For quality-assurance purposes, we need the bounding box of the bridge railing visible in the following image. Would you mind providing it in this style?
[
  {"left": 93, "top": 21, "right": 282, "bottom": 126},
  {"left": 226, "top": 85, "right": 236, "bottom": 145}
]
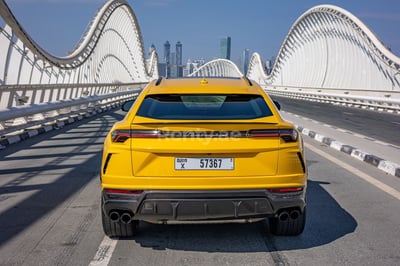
[
  {"left": 0, "top": 83, "right": 145, "bottom": 137},
  {"left": 265, "top": 85, "right": 400, "bottom": 113},
  {"left": 0, "top": 82, "right": 146, "bottom": 109}
]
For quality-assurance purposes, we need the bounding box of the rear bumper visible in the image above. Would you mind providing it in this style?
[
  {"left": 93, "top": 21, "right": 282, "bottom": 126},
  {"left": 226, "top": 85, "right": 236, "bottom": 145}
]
[{"left": 102, "top": 189, "right": 306, "bottom": 222}]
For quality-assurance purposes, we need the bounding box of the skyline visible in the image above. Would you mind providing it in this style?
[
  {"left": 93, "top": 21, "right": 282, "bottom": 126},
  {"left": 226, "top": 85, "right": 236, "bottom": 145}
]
[{"left": 3, "top": 0, "right": 400, "bottom": 64}]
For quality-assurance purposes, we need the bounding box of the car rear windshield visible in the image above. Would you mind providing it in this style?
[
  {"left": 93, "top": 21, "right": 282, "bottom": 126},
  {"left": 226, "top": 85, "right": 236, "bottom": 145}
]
[{"left": 136, "top": 94, "right": 273, "bottom": 120}]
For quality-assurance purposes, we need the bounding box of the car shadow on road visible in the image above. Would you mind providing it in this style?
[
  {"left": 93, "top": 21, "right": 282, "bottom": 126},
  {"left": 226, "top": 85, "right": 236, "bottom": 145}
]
[
  {"left": 126, "top": 179, "right": 357, "bottom": 252},
  {"left": 0, "top": 109, "right": 125, "bottom": 248}
]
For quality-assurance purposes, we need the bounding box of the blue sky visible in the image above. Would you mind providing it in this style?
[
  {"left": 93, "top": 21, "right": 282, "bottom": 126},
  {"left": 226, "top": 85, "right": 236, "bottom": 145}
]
[{"left": 4, "top": 0, "right": 400, "bottom": 64}]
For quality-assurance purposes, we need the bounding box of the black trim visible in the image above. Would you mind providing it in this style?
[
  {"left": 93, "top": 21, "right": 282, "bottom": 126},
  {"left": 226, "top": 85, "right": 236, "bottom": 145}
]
[
  {"left": 103, "top": 153, "right": 113, "bottom": 174},
  {"left": 155, "top": 77, "right": 163, "bottom": 86},
  {"left": 297, "top": 152, "right": 306, "bottom": 174},
  {"left": 101, "top": 189, "right": 306, "bottom": 222},
  {"left": 243, "top": 76, "right": 253, "bottom": 86}
]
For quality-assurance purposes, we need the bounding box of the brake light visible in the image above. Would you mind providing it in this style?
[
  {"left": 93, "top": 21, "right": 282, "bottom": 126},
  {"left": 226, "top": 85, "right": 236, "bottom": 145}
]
[
  {"left": 248, "top": 130, "right": 279, "bottom": 138},
  {"left": 111, "top": 130, "right": 131, "bottom": 143},
  {"left": 131, "top": 130, "right": 161, "bottom": 138},
  {"left": 268, "top": 187, "right": 303, "bottom": 193},
  {"left": 279, "top": 129, "right": 298, "bottom": 142},
  {"left": 111, "top": 130, "right": 161, "bottom": 142},
  {"left": 249, "top": 129, "right": 298, "bottom": 142}
]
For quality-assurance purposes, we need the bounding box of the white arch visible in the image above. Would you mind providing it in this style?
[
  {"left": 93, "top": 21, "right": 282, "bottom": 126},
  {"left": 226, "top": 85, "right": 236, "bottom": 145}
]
[
  {"left": 189, "top": 58, "right": 243, "bottom": 78},
  {"left": 0, "top": 0, "right": 158, "bottom": 85},
  {"left": 247, "top": 4, "right": 400, "bottom": 92}
]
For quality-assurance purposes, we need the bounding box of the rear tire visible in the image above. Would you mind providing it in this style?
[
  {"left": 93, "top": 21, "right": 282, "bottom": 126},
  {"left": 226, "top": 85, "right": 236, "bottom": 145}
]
[
  {"left": 101, "top": 199, "right": 137, "bottom": 238},
  {"left": 269, "top": 208, "right": 306, "bottom": 236}
]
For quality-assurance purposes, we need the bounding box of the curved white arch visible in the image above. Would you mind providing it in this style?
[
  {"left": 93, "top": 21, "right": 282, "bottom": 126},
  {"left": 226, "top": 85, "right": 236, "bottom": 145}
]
[
  {"left": 247, "top": 4, "right": 400, "bottom": 92},
  {"left": 189, "top": 58, "right": 243, "bottom": 78},
  {"left": 0, "top": 0, "right": 158, "bottom": 85},
  {"left": 246, "top": 53, "right": 268, "bottom": 83}
]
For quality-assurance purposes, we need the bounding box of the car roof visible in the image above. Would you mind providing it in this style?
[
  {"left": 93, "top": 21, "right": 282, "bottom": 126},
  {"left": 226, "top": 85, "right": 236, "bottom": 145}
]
[{"left": 146, "top": 77, "right": 264, "bottom": 95}]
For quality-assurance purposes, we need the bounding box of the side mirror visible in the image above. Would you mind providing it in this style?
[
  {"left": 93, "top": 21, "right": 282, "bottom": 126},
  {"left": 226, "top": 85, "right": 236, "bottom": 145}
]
[
  {"left": 121, "top": 100, "right": 134, "bottom": 112},
  {"left": 273, "top": 100, "right": 281, "bottom": 110}
]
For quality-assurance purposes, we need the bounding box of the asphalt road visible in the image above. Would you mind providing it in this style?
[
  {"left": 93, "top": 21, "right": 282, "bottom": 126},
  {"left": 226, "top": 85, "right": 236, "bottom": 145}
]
[
  {"left": 270, "top": 96, "right": 400, "bottom": 147},
  {"left": 0, "top": 107, "right": 400, "bottom": 266}
]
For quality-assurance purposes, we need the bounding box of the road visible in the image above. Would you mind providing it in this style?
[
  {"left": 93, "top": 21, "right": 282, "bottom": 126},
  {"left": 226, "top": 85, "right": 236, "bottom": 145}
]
[
  {"left": 270, "top": 96, "right": 400, "bottom": 146},
  {"left": 1, "top": 107, "right": 400, "bottom": 266}
]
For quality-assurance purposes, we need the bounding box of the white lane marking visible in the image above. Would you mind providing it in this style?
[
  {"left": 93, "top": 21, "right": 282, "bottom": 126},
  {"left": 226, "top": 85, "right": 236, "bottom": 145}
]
[
  {"left": 88, "top": 236, "right": 118, "bottom": 266},
  {"left": 306, "top": 143, "right": 400, "bottom": 201}
]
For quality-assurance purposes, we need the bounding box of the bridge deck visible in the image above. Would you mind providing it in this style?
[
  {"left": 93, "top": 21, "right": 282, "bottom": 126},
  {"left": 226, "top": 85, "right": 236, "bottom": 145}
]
[{"left": 282, "top": 111, "right": 400, "bottom": 177}]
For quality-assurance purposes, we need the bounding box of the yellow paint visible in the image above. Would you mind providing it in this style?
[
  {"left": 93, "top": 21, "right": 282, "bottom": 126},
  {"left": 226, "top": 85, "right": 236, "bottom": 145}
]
[{"left": 101, "top": 77, "right": 307, "bottom": 191}]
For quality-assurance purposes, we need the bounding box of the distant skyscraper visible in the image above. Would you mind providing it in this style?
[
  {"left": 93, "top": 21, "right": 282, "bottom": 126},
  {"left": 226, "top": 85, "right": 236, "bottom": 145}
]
[
  {"left": 176, "top": 41, "right": 182, "bottom": 66},
  {"left": 242, "top": 48, "right": 250, "bottom": 75},
  {"left": 220, "top": 36, "right": 231, "bottom": 60},
  {"left": 265, "top": 56, "right": 275, "bottom": 75},
  {"left": 158, "top": 41, "right": 184, "bottom": 78},
  {"left": 162, "top": 41, "right": 171, "bottom": 77},
  {"left": 170, "top": 52, "right": 176, "bottom": 65},
  {"left": 183, "top": 58, "right": 205, "bottom": 76},
  {"left": 164, "top": 41, "right": 170, "bottom": 64}
]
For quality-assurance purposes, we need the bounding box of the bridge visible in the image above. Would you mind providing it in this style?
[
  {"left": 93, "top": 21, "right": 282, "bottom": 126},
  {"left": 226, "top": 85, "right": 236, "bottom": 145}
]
[
  {"left": 1, "top": 1, "right": 400, "bottom": 131},
  {"left": 191, "top": 5, "right": 400, "bottom": 113},
  {"left": 0, "top": 0, "right": 158, "bottom": 137},
  {"left": 1, "top": 1, "right": 400, "bottom": 265}
]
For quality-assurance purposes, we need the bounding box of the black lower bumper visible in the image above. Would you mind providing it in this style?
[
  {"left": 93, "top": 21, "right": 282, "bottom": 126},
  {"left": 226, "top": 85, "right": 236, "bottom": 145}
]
[{"left": 102, "top": 189, "right": 306, "bottom": 222}]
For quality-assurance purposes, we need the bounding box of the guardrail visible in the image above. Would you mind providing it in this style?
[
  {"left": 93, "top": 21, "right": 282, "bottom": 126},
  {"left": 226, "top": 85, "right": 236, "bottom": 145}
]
[
  {"left": 0, "top": 83, "right": 145, "bottom": 109},
  {"left": 265, "top": 85, "right": 400, "bottom": 114},
  {"left": 2, "top": 81, "right": 399, "bottom": 145},
  {"left": 0, "top": 83, "right": 145, "bottom": 137}
]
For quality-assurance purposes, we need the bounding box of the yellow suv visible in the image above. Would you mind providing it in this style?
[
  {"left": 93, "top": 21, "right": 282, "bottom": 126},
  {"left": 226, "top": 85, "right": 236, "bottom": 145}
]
[{"left": 101, "top": 77, "right": 307, "bottom": 237}]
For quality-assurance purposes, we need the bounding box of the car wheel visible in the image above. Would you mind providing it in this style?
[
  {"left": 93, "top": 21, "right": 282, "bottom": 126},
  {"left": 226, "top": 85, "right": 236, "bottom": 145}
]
[
  {"left": 101, "top": 201, "right": 137, "bottom": 238},
  {"left": 269, "top": 207, "right": 306, "bottom": 236}
]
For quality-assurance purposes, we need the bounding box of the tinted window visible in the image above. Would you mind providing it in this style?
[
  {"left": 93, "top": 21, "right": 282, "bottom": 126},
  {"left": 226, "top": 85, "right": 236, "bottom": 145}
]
[{"left": 136, "top": 94, "right": 273, "bottom": 120}]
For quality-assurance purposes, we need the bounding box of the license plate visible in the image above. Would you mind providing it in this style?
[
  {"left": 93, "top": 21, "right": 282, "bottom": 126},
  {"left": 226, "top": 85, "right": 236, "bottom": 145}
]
[{"left": 175, "top": 158, "right": 234, "bottom": 170}]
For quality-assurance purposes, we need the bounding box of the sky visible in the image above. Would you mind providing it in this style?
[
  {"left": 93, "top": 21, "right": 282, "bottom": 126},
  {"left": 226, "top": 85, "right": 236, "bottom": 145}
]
[{"left": 3, "top": 0, "right": 400, "bottom": 65}]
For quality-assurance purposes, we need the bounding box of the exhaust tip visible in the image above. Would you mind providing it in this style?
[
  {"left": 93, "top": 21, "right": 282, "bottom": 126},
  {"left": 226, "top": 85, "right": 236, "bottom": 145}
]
[
  {"left": 278, "top": 211, "right": 289, "bottom": 222},
  {"left": 277, "top": 209, "right": 301, "bottom": 222},
  {"left": 109, "top": 211, "right": 120, "bottom": 222},
  {"left": 290, "top": 210, "right": 300, "bottom": 220},
  {"left": 120, "top": 212, "right": 132, "bottom": 224}
]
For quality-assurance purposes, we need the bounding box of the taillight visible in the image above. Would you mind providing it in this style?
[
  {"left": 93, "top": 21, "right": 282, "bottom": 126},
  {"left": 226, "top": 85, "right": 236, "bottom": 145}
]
[
  {"left": 279, "top": 129, "right": 298, "bottom": 142},
  {"left": 130, "top": 130, "right": 161, "bottom": 138},
  {"left": 268, "top": 187, "right": 303, "bottom": 193},
  {"left": 111, "top": 130, "right": 161, "bottom": 142},
  {"left": 248, "top": 130, "right": 279, "bottom": 138},
  {"left": 248, "top": 129, "right": 298, "bottom": 142},
  {"left": 111, "top": 130, "right": 131, "bottom": 143}
]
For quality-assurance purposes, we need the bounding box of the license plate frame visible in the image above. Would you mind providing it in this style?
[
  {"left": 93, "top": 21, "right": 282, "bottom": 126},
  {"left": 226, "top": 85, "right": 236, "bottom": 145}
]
[{"left": 175, "top": 157, "right": 234, "bottom": 170}]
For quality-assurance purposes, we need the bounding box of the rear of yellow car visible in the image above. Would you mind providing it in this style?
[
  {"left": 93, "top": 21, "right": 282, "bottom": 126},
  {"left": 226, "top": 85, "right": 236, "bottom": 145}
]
[{"left": 101, "top": 77, "right": 307, "bottom": 237}]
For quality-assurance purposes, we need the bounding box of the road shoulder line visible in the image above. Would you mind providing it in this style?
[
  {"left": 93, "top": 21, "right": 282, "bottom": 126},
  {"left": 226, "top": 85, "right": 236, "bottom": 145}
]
[
  {"left": 283, "top": 112, "right": 400, "bottom": 178},
  {"left": 88, "top": 236, "right": 118, "bottom": 266},
  {"left": 306, "top": 142, "right": 400, "bottom": 201}
]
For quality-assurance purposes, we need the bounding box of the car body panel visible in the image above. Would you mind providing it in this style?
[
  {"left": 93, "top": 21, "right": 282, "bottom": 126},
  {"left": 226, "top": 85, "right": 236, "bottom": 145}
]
[{"left": 101, "top": 77, "right": 307, "bottom": 227}]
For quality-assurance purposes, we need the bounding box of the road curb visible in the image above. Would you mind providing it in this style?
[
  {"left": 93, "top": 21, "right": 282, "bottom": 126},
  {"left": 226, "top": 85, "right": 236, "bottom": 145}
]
[
  {"left": 296, "top": 126, "right": 400, "bottom": 178},
  {"left": 0, "top": 106, "right": 115, "bottom": 150}
]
